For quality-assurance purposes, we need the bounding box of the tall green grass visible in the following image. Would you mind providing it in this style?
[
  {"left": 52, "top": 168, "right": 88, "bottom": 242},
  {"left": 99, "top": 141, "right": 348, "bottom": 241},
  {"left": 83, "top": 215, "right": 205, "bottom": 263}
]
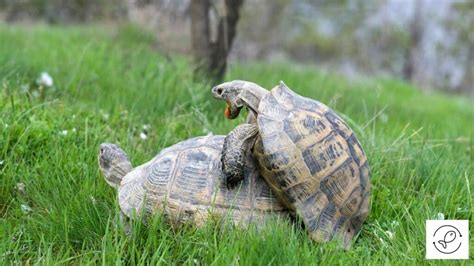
[{"left": 0, "top": 24, "right": 472, "bottom": 264}]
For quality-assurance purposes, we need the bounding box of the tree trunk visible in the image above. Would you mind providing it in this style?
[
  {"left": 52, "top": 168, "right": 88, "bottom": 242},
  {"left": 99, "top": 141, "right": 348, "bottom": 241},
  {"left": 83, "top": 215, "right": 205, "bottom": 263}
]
[
  {"left": 190, "top": 0, "right": 212, "bottom": 79},
  {"left": 403, "top": 0, "right": 422, "bottom": 82},
  {"left": 459, "top": 45, "right": 473, "bottom": 95},
  {"left": 190, "top": 0, "right": 244, "bottom": 85}
]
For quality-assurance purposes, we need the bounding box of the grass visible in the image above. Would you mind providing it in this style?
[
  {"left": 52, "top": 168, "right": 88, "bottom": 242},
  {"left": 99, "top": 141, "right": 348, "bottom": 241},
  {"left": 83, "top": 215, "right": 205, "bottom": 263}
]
[{"left": 0, "top": 24, "right": 472, "bottom": 264}]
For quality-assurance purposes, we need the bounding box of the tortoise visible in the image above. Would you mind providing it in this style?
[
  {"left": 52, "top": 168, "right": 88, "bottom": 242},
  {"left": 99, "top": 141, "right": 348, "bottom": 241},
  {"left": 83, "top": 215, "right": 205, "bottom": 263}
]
[
  {"left": 211, "top": 80, "right": 370, "bottom": 248},
  {"left": 98, "top": 135, "right": 287, "bottom": 230}
]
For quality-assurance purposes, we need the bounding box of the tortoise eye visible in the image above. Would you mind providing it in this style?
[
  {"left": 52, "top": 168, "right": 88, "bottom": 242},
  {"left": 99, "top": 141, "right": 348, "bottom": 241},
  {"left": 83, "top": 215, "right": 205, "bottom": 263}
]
[
  {"left": 217, "top": 88, "right": 223, "bottom": 95},
  {"left": 100, "top": 148, "right": 104, "bottom": 154}
]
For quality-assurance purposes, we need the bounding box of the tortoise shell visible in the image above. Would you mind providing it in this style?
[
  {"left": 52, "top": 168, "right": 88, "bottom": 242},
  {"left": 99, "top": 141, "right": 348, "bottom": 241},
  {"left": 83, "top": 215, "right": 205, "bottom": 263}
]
[
  {"left": 118, "top": 135, "right": 287, "bottom": 227},
  {"left": 253, "top": 82, "right": 370, "bottom": 248}
]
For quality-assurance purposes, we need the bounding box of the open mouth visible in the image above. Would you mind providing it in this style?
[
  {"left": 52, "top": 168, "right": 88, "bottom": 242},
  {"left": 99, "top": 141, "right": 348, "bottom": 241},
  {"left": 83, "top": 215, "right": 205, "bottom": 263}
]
[{"left": 224, "top": 101, "right": 242, "bottom": 119}]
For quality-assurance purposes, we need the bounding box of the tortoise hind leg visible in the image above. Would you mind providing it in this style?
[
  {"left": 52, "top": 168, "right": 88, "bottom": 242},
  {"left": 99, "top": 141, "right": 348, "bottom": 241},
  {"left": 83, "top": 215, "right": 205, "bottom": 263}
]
[{"left": 222, "top": 124, "right": 259, "bottom": 188}]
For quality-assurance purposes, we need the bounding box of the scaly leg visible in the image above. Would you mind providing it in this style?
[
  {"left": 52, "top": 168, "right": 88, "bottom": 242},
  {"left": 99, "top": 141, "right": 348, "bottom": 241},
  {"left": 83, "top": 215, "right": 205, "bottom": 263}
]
[{"left": 221, "top": 123, "right": 259, "bottom": 188}]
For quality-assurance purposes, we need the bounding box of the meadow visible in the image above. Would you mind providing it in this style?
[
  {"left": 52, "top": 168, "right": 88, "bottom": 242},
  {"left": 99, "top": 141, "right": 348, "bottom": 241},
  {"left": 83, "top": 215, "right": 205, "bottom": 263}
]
[{"left": 0, "top": 24, "right": 472, "bottom": 264}]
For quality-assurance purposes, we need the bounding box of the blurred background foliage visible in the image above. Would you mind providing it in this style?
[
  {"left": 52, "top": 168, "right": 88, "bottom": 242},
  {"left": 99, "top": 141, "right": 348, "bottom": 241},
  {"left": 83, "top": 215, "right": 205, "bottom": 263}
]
[{"left": 0, "top": 0, "right": 472, "bottom": 95}]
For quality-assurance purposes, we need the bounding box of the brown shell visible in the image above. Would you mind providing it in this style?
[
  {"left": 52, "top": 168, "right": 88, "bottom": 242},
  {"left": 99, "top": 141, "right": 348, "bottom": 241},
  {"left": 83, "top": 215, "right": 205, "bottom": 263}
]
[
  {"left": 118, "top": 135, "right": 287, "bottom": 227},
  {"left": 253, "top": 82, "right": 370, "bottom": 248}
]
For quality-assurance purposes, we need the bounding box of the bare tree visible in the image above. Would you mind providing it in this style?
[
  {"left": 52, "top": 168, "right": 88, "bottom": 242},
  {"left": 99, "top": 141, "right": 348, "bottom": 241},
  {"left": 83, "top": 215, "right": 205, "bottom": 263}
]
[
  {"left": 403, "top": 0, "right": 423, "bottom": 82},
  {"left": 190, "top": 0, "right": 244, "bottom": 84}
]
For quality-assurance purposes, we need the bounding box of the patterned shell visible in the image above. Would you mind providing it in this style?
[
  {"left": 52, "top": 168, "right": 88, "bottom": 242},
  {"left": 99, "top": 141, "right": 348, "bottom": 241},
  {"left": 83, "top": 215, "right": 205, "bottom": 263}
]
[
  {"left": 253, "top": 82, "right": 370, "bottom": 248},
  {"left": 118, "top": 135, "right": 286, "bottom": 227}
]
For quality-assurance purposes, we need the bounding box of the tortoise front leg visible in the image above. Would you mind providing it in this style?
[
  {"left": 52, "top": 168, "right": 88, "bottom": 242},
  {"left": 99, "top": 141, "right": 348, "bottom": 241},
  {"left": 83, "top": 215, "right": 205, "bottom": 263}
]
[{"left": 222, "top": 123, "right": 259, "bottom": 188}]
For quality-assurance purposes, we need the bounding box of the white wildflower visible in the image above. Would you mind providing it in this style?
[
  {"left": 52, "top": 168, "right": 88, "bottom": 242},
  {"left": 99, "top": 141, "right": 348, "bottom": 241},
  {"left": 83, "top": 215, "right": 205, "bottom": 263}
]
[
  {"left": 21, "top": 204, "right": 32, "bottom": 214},
  {"left": 16, "top": 183, "right": 25, "bottom": 193},
  {"left": 142, "top": 124, "right": 151, "bottom": 130},
  {"left": 36, "top": 72, "right": 53, "bottom": 87},
  {"left": 140, "top": 132, "right": 148, "bottom": 140},
  {"left": 4, "top": 123, "right": 8, "bottom": 128},
  {"left": 385, "top": 230, "right": 394, "bottom": 239},
  {"left": 59, "top": 130, "right": 68, "bottom": 136},
  {"left": 72, "top": 115, "right": 76, "bottom": 119},
  {"left": 436, "top": 212, "right": 445, "bottom": 220},
  {"left": 379, "top": 237, "right": 385, "bottom": 245},
  {"left": 0, "top": 160, "right": 3, "bottom": 165},
  {"left": 72, "top": 128, "right": 77, "bottom": 133},
  {"left": 100, "top": 111, "right": 110, "bottom": 120},
  {"left": 90, "top": 196, "right": 97, "bottom": 205}
]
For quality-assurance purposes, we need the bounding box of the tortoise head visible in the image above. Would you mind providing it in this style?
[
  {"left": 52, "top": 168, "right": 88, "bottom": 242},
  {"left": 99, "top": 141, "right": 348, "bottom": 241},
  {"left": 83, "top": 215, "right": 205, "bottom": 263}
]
[
  {"left": 212, "top": 80, "right": 246, "bottom": 119},
  {"left": 98, "top": 143, "right": 132, "bottom": 189},
  {"left": 212, "top": 80, "right": 268, "bottom": 119}
]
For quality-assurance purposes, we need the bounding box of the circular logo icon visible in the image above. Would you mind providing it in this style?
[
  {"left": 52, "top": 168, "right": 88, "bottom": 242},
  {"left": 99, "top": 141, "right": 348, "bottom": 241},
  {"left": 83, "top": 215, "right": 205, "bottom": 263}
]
[{"left": 432, "top": 225, "right": 463, "bottom": 254}]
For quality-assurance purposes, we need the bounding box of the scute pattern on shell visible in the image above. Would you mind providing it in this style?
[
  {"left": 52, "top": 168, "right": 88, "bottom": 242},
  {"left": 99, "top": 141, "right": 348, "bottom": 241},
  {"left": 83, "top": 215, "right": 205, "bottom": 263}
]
[
  {"left": 253, "top": 82, "right": 370, "bottom": 248},
  {"left": 118, "top": 135, "right": 287, "bottom": 227}
]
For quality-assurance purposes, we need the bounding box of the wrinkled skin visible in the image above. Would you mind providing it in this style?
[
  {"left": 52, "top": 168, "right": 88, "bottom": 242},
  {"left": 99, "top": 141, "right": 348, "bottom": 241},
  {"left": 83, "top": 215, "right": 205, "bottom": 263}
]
[
  {"left": 212, "top": 80, "right": 267, "bottom": 187},
  {"left": 98, "top": 143, "right": 132, "bottom": 189},
  {"left": 98, "top": 143, "right": 134, "bottom": 234}
]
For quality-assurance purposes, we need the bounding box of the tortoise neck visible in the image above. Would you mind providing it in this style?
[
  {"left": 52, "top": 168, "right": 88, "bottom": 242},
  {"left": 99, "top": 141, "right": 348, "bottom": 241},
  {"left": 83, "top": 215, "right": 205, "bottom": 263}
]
[
  {"left": 105, "top": 160, "right": 133, "bottom": 189},
  {"left": 239, "top": 81, "right": 268, "bottom": 114}
]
